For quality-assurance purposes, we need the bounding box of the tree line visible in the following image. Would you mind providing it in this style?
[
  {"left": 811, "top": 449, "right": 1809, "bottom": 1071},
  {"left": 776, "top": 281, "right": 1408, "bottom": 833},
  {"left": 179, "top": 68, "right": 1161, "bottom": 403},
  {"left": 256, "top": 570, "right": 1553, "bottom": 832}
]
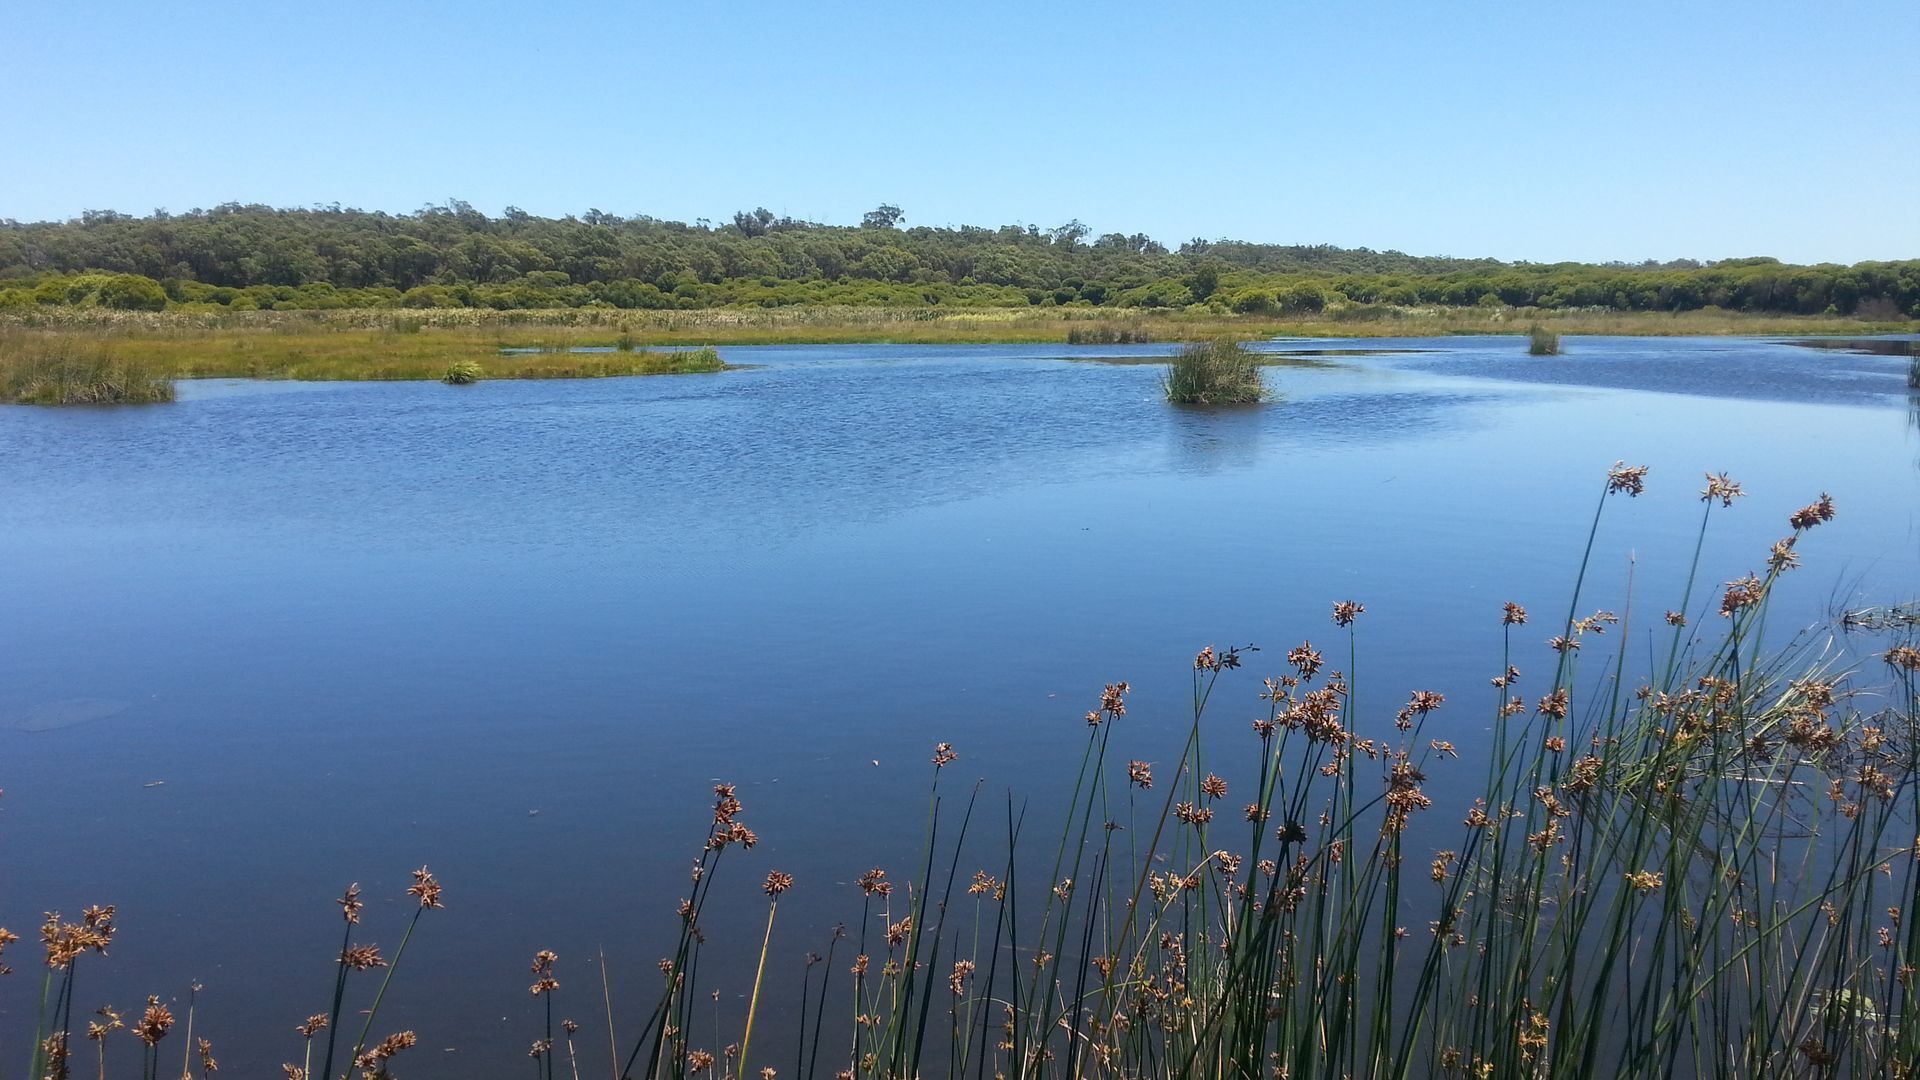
[{"left": 1, "top": 202, "right": 1915, "bottom": 317}]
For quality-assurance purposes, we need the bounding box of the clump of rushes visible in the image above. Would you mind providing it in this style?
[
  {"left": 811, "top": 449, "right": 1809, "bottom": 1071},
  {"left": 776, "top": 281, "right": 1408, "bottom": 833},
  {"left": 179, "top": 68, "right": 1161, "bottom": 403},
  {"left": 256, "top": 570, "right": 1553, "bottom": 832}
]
[
  {"left": 1163, "top": 338, "right": 1265, "bottom": 403},
  {"left": 0, "top": 333, "right": 174, "bottom": 404},
  {"left": 442, "top": 359, "right": 484, "bottom": 384},
  {"left": 9, "top": 467, "right": 1920, "bottom": 1080},
  {"left": 316, "top": 868, "right": 442, "bottom": 1080},
  {"left": 582, "top": 461, "right": 1909, "bottom": 1080},
  {"left": 1528, "top": 322, "right": 1562, "bottom": 355}
]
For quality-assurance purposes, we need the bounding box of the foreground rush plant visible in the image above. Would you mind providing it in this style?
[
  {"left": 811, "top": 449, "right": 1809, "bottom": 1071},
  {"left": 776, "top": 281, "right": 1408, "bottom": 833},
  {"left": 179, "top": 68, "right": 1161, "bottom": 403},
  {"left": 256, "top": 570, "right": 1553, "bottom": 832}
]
[{"left": 5, "top": 465, "right": 1916, "bottom": 1080}]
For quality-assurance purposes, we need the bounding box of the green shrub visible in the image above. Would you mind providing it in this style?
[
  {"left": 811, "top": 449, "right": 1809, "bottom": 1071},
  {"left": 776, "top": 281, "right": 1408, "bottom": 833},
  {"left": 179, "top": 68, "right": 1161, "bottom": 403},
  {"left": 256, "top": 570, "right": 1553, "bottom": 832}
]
[
  {"left": 1163, "top": 338, "right": 1265, "bottom": 404},
  {"left": 1528, "top": 323, "right": 1562, "bottom": 355},
  {"left": 95, "top": 274, "right": 169, "bottom": 311}
]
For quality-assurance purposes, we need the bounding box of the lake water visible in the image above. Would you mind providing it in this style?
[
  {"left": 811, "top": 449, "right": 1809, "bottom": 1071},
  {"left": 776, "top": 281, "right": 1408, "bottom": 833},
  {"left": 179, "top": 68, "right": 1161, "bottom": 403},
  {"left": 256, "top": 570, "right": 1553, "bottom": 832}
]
[{"left": 1, "top": 335, "right": 1916, "bottom": 1075}]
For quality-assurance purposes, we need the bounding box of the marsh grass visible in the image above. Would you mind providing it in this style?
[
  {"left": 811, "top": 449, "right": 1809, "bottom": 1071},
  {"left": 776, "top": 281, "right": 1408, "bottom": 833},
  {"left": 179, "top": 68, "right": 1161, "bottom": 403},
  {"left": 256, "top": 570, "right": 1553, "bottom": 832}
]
[
  {"left": 1065, "top": 324, "right": 1153, "bottom": 345},
  {"left": 3, "top": 305, "right": 1908, "bottom": 349},
  {"left": 1163, "top": 339, "right": 1266, "bottom": 404},
  {"left": 0, "top": 334, "right": 175, "bottom": 404},
  {"left": 7, "top": 468, "right": 1919, "bottom": 1080},
  {"left": 1528, "top": 323, "right": 1562, "bottom": 355},
  {"left": 1, "top": 323, "right": 726, "bottom": 389}
]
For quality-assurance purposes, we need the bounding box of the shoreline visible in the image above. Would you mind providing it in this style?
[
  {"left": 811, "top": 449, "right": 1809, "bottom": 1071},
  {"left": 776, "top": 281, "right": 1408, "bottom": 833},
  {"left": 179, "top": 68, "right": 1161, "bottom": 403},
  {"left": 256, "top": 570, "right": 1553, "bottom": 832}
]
[{"left": 2, "top": 308, "right": 1912, "bottom": 401}]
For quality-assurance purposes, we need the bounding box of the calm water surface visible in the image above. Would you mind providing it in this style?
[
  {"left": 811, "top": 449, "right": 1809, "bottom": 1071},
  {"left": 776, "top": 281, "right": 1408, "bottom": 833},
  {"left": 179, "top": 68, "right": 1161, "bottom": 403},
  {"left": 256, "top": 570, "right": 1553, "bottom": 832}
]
[{"left": 2, "top": 336, "right": 1916, "bottom": 1074}]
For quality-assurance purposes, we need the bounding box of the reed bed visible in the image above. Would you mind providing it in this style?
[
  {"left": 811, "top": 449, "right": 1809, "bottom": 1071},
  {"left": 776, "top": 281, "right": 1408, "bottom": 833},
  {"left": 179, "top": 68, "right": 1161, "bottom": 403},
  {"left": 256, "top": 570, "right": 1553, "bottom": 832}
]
[
  {"left": 7, "top": 466, "right": 1919, "bottom": 1080},
  {"left": 0, "top": 324, "right": 724, "bottom": 394},
  {"left": 0, "top": 333, "right": 175, "bottom": 404}
]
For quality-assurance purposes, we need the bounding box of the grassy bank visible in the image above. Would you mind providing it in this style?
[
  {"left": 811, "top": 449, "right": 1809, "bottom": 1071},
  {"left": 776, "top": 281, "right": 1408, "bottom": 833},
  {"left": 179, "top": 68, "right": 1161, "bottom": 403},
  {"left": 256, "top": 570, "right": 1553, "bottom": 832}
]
[
  {"left": 2, "top": 304, "right": 1912, "bottom": 349},
  {"left": 0, "top": 325, "right": 725, "bottom": 401},
  {"left": 0, "top": 335, "right": 176, "bottom": 404},
  {"left": 11, "top": 465, "right": 1919, "bottom": 1079}
]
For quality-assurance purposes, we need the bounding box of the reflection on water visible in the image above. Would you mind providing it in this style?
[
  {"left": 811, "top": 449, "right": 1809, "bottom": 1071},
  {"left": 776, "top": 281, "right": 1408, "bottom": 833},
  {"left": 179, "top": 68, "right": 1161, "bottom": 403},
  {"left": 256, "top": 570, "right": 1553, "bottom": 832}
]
[{"left": 0, "top": 337, "right": 1917, "bottom": 1074}]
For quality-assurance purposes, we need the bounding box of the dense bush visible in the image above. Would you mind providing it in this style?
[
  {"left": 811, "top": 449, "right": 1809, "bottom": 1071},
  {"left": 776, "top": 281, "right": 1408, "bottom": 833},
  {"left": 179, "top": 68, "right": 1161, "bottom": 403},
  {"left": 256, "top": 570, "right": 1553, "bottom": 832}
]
[{"left": 0, "top": 204, "right": 1916, "bottom": 316}]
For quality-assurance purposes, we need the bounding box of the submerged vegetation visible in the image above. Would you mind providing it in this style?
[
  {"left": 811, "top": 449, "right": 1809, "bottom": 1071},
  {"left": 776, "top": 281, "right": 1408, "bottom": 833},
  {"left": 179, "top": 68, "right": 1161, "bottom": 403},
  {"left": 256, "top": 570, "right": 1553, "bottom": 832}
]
[
  {"left": 1528, "top": 323, "right": 1562, "bottom": 355},
  {"left": 1164, "top": 339, "right": 1266, "bottom": 404},
  {"left": 9, "top": 465, "right": 1918, "bottom": 1079},
  {"left": 0, "top": 334, "right": 174, "bottom": 404}
]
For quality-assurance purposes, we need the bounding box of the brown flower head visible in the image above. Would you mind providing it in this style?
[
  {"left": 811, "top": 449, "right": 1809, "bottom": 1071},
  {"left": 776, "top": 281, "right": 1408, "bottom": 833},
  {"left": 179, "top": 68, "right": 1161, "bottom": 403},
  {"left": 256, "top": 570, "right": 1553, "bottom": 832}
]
[
  {"left": 1502, "top": 602, "right": 1528, "bottom": 626},
  {"left": 1789, "top": 493, "right": 1835, "bottom": 531},
  {"left": 1332, "top": 601, "right": 1365, "bottom": 627},
  {"left": 134, "top": 997, "right": 174, "bottom": 1046},
  {"left": 931, "top": 742, "right": 957, "bottom": 768},
  {"left": 1700, "top": 472, "right": 1744, "bottom": 507},
  {"left": 1200, "top": 774, "right": 1228, "bottom": 800},
  {"left": 297, "top": 1014, "right": 328, "bottom": 1039},
  {"left": 1287, "top": 642, "right": 1323, "bottom": 679},
  {"left": 406, "top": 866, "right": 444, "bottom": 910},
  {"left": 1537, "top": 688, "right": 1570, "bottom": 720},
  {"left": 337, "top": 884, "right": 363, "bottom": 925},
  {"left": 353, "top": 1031, "right": 416, "bottom": 1069},
  {"left": 1127, "top": 760, "right": 1153, "bottom": 789},
  {"left": 764, "top": 870, "right": 794, "bottom": 897},
  {"left": 89, "top": 1006, "right": 123, "bottom": 1042},
  {"left": 1624, "top": 870, "right": 1664, "bottom": 893},
  {"left": 1606, "top": 462, "right": 1649, "bottom": 497},
  {"left": 712, "top": 784, "right": 743, "bottom": 826},
  {"left": 856, "top": 868, "right": 892, "bottom": 897},
  {"left": 198, "top": 1037, "right": 219, "bottom": 1073},
  {"left": 1720, "top": 574, "right": 1765, "bottom": 618},
  {"left": 530, "top": 950, "right": 560, "bottom": 995},
  {"left": 341, "top": 945, "right": 386, "bottom": 971}
]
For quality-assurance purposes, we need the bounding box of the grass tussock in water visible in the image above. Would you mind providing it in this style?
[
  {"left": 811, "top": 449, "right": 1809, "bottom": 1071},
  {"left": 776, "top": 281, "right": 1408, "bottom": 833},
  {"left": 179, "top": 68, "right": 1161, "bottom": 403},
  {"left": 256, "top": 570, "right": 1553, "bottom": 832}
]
[
  {"left": 8, "top": 466, "right": 1920, "bottom": 1080},
  {"left": 442, "top": 359, "right": 483, "bottom": 384},
  {"left": 0, "top": 333, "right": 175, "bottom": 404},
  {"left": 1528, "top": 323, "right": 1562, "bottom": 355},
  {"left": 1163, "top": 338, "right": 1266, "bottom": 403}
]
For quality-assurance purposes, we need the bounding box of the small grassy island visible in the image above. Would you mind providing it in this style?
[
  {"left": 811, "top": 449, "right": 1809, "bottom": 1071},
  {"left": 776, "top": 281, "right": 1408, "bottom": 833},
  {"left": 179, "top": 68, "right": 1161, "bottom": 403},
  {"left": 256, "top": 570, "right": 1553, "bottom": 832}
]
[
  {"left": 1163, "top": 339, "right": 1266, "bottom": 403},
  {"left": 1528, "top": 323, "right": 1562, "bottom": 355}
]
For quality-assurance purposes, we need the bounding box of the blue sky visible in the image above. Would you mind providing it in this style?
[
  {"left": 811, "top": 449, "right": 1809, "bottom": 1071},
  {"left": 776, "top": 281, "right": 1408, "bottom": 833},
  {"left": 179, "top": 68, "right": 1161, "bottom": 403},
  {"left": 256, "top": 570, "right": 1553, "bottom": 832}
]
[{"left": 3, "top": 0, "right": 1915, "bottom": 264}]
